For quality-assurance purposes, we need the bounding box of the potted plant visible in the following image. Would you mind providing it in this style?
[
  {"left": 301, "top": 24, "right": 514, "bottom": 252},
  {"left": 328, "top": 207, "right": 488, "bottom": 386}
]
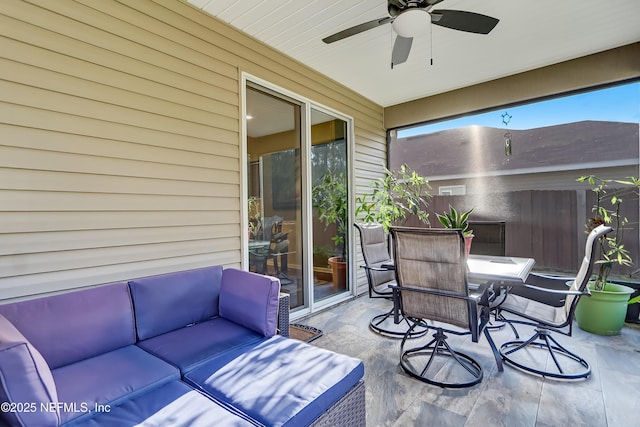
[
  {"left": 436, "top": 205, "right": 474, "bottom": 255},
  {"left": 574, "top": 175, "right": 638, "bottom": 335},
  {"left": 247, "top": 196, "right": 263, "bottom": 240},
  {"left": 626, "top": 287, "right": 640, "bottom": 323},
  {"left": 355, "top": 164, "right": 432, "bottom": 232},
  {"left": 312, "top": 169, "right": 348, "bottom": 289}
]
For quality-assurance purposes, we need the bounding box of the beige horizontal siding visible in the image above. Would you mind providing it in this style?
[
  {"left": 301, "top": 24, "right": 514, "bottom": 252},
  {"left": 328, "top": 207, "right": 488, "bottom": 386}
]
[
  {"left": 0, "top": 0, "right": 385, "bottom": 299},
  {"left": 0, "top": 211, "right": 239, "bottom": 234}
]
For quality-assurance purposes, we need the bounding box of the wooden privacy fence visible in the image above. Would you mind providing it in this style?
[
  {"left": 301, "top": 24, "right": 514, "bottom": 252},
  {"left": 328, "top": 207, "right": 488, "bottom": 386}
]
[{"left": 402, "top": 189, "right": 639, "bottom": 276}]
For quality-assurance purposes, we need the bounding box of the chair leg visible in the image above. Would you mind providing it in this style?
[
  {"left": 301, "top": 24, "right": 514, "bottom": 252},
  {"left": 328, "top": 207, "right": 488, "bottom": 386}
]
[
  {"left": 494, "top": 310, "right": 520, "bottom": 338},
  {"left": 545, "top": 333, "right": 590, "bottom": 376},
  {"left": 483, "top": 328, "right": 504, "bottom": 372},
  {"left": 500, "top": 327, "right": 590, "bottom": 380},
  {"left": 400, "top": 328, "right": 483, "bottom": 388},
  {"left": 369, "top": 305, "right": 429, "bottom": 338}
]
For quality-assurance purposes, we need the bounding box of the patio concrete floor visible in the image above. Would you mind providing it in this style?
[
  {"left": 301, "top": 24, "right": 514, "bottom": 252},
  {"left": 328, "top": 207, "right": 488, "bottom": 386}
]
[{"left": 296, "top": 295, "right": 640, "bottom": 427}]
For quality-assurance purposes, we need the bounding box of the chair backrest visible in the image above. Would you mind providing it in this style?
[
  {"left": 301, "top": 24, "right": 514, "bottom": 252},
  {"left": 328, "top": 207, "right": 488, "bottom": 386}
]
[
  {"left": 390, "top": 227, "right": 470, "bottom": 330},
  {"left": 263, "top": 216, "right": 283, "bottom": 242},
  {"left": 565, "top": 224, "right": 613, "bottom": 317},
  {"left": 354, "top": 223, "right": 395, "bottom": 293}
]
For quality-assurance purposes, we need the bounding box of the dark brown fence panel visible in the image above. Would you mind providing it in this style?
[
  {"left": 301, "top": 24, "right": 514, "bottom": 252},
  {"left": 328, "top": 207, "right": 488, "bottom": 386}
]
[
  {"left": 403, "top": 190, "right": 581, "bottom": 273},
  {"left": 396, "top": 188, "right": 639, "bottom": 275}
]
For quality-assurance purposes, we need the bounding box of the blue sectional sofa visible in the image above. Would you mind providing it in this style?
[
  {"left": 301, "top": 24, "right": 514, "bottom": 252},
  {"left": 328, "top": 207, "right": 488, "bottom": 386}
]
[{"left": 0, "top": 266, "right": 365, "bottom": 427}]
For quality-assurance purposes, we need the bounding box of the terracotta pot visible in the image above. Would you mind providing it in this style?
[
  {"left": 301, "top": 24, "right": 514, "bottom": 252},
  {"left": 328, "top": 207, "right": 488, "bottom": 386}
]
[
  {"left": 328, "top": 256, "right": 347, "bottom": 290},
  {"left": 464, "top": 234, "right": 474, "bottom": 256}
]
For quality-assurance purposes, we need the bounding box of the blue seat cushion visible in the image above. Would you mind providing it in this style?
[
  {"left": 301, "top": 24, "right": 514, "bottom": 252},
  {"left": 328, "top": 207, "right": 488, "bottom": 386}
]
[
  {"left": 63, "top": 381, "right": 256, "bottom": 427},
  {"left": 52, "top": 345, "right": 179, "bottom": 424},
  {"left": 184, "top": 335, "right": 365, "bottom": 427},
  {"left": 136, "top": 317, "right": 265, "bottom": 373}
]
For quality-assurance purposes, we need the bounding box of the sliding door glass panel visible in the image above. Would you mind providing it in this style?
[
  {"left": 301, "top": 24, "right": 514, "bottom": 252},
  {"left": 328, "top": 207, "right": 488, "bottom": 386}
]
[
  {"left": 246, "top": 86, "right": 305, "bottom": 309},
  {"left": 310, "top": 108, "right": 350, "bottom": 302}
]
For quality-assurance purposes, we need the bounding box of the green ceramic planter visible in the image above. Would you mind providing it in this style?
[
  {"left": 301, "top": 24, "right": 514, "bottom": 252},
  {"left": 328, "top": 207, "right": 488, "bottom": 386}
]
[{"left": 575, "top": 282, "right": 634, "bottom": 336}]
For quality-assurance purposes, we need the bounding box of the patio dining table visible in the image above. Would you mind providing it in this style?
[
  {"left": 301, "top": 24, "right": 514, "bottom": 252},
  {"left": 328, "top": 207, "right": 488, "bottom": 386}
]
[
  {"left": 466, "top": 254, "right": 535, "bottom": 310},
  {"left": 466, "top": 254, "right": 536, "bottom": 286}
]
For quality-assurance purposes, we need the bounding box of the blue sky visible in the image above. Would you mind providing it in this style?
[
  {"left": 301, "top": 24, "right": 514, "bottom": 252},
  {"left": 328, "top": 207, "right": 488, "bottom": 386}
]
[{"left": 399, "top": 81, "right": 640, "bottom": 138}]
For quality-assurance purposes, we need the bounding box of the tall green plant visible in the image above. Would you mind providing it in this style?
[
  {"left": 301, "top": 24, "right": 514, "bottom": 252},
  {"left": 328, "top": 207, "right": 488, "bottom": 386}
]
[
  {"left": 578, "top": 175, "right": 638, "bottom": 290},
  {"left": 355, "top": 164, "right": 432, "bottom": 232},
  {"left": 312, "top": 169, "right": 348, "bottom": 260}
]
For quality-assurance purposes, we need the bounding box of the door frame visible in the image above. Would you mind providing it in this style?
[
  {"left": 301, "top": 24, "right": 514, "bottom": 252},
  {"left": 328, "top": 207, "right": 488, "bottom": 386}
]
[{"left": 240, "top": 73, "right": 356, "bottom": 319}]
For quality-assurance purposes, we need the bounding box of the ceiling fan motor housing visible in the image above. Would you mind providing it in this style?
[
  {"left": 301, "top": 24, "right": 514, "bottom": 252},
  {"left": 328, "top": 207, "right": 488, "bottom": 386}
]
[{"left": 387, "top": 0, "right": 443, "bottom": 17}]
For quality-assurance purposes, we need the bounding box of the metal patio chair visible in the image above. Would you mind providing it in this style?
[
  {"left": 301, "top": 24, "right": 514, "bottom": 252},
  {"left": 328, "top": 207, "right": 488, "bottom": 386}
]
[
  {"left": 354, "top": 222, "right": 427, "bottom": 338},
  {"left": 496, "top": 224, "right": 612, "bottom": 379},
  {"left": 390, "top": 226, "right": 503, "bottom": 388}
]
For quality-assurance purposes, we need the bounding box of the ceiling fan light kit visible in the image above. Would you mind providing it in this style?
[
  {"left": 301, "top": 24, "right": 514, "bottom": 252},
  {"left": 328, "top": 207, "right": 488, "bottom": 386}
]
[{"left": 392, "top": 9, "right": 430, "bottom": 37}]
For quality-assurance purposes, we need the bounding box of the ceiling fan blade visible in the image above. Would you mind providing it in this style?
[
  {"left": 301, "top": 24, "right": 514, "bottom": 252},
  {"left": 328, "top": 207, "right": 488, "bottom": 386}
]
[
  {"left": 391, "top": 35, "right": 413, "bottom": 68},
  {"left": 322, "top": 16, "right": 392, "bottom": 44},
  {"left": 430, "top": 9, "right": 499, "bottom": 34}
]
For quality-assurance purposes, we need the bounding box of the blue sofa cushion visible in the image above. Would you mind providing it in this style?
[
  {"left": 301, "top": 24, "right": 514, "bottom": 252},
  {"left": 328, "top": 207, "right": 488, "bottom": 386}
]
[
  {"left": 0, "top": 314, "right": 60, "bottom": 427},
  {"left": 184, "top": 336, "right": 365, "bottom": 427},
  {"left": 52, "top": 345, "right": 179, "bottom": 424},
  {"left": 219, "top": 268, "right": 280, "bottom": 337},
  {"left": 128, "top": 266, "right": 223, "bottom": 340},
  {"left": 63, "top": 381, "right": 256, "bottom": 427},
  {"left": 0, "top": 282, "right": 136, "bottom": 369},
  {"left": 136, "top": 317, "right": 264, "bottom": 373}
]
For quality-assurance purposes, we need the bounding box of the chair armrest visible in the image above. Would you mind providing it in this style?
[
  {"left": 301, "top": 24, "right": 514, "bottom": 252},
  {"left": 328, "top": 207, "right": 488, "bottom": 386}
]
[
  {"left": 389, "top": 284, "right": 491, "bottom": 337},
  {"left": 388, "top": 283, "right": 484, "bottom": 303},
  {"left": 522, "top": 284, "right": 589, "bottom": 296},
  {"left": 360, "top": 265, "right": 390, "bottom": 272},
  {"left": 527, "top": 272, "right": 575, "bottom": 286},
  {"left": 510, "top": 273, "right": 576, "bottom": 307},
  {"left": 360, "top": 262, "right": 395, "bottom": 272},
  {"left": 271, "top": 232, "right": 288, "bottom": 243}
]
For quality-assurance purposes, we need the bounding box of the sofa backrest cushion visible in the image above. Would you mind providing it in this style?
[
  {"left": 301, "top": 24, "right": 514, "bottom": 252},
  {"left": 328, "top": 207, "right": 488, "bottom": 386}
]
[
  {"left": 0, "top": 282, "right": 136, "bottom": 370},
  {"left": 0, "top": 314, "right": 60, "bottom": 427},
  {"left": 219, "top": 269, "right": 280, "bottom": 337},
  {"left": 128, "top": 266, "right": 223, "bottom": 341}
]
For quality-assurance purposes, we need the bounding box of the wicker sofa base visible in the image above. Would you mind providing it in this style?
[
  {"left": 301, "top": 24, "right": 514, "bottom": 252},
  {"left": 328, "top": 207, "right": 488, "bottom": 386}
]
[
  {"left": 277, "top": 292, "right": 364, "bottom": 426},
  {"left": 278, "top": 292, "right": 290, "bottom": 337},
  {"left": 311, "top": 379, "right": 366, "bottom": 427}
]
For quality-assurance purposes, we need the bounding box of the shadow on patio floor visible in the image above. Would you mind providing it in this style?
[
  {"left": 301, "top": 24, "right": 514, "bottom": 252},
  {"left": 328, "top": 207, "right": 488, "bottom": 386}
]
[{"left": 296, "top": 295, "right": 640, "bottom": 427}]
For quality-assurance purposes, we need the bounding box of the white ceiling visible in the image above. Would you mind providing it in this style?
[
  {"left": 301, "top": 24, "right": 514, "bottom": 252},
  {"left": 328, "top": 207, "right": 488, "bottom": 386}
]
[{"left": 187, "top": 0, "right": 640, "bottom": 108}]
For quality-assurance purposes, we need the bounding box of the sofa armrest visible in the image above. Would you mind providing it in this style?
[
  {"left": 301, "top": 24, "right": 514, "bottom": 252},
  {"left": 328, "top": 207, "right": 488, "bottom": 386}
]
[
  {"left": 219, "top": 269, "right": 281, "bottom": 337},
  {"left": 278, "top": 293, "right": 290, "bottom": 338},
  {"left": 0, "top": 314, "right": 60, "bottom": 427}
]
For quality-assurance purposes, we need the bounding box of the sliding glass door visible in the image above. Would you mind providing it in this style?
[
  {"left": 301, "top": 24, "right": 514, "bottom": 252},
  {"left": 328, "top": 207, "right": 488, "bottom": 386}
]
[
  {"left": 246, "top": 85, "right": 304, "bottom": 308},
  {"left": 310, "top": 108, "right": 350, "bottom": 304},
  {"left": 244, "top": 80, "right": 352, "bottom": 314}
]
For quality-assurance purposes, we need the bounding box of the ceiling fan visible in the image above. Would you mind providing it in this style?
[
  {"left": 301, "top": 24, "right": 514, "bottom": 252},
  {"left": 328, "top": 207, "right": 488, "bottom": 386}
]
[{"left": 322, "top": 0, "right": 499, "bottom": 68}]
